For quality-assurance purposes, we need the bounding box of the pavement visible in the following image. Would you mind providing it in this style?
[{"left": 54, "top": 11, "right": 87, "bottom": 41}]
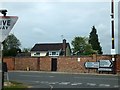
[{"left": 8, "top": 70, "right": 120, "bottom": 76}]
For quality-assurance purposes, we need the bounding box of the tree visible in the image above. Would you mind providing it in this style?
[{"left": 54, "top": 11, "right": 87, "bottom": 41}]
[
  {"left": 71, "top": 36, "right": 95, "bottom": 55},
  {"left": 22, "top": 48, "right": 31, "bottom": 53},
  {"left": 89, "top": 26, "right": 103, "bottom": 54},
  {"left": 3, "top": 34, "right": 21, "bottom": 56}
]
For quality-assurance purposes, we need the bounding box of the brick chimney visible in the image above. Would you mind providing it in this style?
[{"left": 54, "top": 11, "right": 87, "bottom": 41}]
[{"left": 63, "top": 39, "right": 66, "bottom": 56}]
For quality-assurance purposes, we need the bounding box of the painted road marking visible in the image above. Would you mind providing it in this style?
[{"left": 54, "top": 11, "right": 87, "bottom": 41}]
[
  {"left": 74, "top": 77, "right": 118, "bottom": 80},
  {"left": 71, "top": 83, "right": 82, "bottom": 86},
  {"left": 40, "top": 81, "right": 49, "bottom": 84},
  {"left": 114, "top": 85, "right": 119, "bottom": 88},
  {"left": 34, "top": 81, "right": 40, "bottom": 83},
  {"left": 75, "top": 83, "right": 82, "bottom": 85},
  {"left": 58, "top": 82, "right": 70, "bottom": 85},
  {"left": 71, "top": 83, "right": 78, "bottom": 86},
  {"left": 21, "top": 80, "right": 118, "bottom": 88},
  {"left": 48, "top": 82, "right": 59, "bottom": 85},
  {"left": 99, "top": 84, "right": 110, "bottom": 87},
  {"left": 20, "top": 75, "right": 55, "bottom": 78},
  {"left": 87, "top": 83, "right": 96, "bottom": 86},
  {"left": 49, "top": 76, "right": 55, "bottom": 78}
]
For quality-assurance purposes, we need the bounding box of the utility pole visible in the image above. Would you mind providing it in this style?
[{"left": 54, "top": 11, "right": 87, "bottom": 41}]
[{"left": 111, "top": 0, "right": 116, "bottom": 74}]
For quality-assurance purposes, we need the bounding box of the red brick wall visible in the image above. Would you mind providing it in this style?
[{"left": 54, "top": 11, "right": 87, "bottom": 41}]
[
  {"left": 39, "top": 57, "right": 51, "bottom": 71},
  {"left": 57, "top": 56, "right": 96, "bottom": 73},
  {"left": 3, "top": 54, "right": 120, "bottom": 74},
  {"left": 116, "top": 55, "right": 120, "bottom": 73},
  {"left": 3, "top": 57, "right": 15, "bottom": 70},
  {"left": 14, "top": 57, "right": 38, "bottom": 71},
  {"left": 97, "top": 55, "right": 112, "bottom": 61}
]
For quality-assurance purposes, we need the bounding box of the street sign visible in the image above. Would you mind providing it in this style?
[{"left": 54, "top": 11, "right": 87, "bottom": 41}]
[
  {"left": 0, "top": 16, "right": 18, "bottom": 90},
  {"left": 99, "top": 60, "right": 113, "bottom": 68},
  {"left": 0, "top": 16, "right": 18, "bottom": 42},
  {"left": 98, "top": 68, "right": 113, "bottom": 71},
  {"left": 85, "top": 62, "right": 99, "bottom": 68}
]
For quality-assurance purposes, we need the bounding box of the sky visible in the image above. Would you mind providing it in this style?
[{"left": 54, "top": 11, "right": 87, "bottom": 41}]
[
  {"left": 118, "top": 2, "right": 120, "bottom": 54},
  {"left": 0, "top": 0, "right": 119, "bottom": 54}
]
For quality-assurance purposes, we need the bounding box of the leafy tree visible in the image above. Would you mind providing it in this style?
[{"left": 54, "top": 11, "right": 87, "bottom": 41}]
[
  {"left": 22, "top": 48, "right": 31, "bottom": 53},
  {"left": 89, "top": 26, "right": 103, "bottom": 54},
  {"left": 71, "top": 36, "right": 95, "bottom": 55},
  {"left": 3, "top": 34, "right": 21, "bottom": 56}
]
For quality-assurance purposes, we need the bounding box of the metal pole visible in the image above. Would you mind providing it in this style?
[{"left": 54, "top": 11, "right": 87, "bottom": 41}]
[
  {"left": 0, "top": 42, "right": 3, "bottom": 90},
  {"left": 0, "top": 10, "right": 8, "bottom": 90},
  {"left": 111, "top": 0, "right": 116, "bottom": 74},
  {"left": 111, "top": 0, "right": 115, "bottom": 49}
]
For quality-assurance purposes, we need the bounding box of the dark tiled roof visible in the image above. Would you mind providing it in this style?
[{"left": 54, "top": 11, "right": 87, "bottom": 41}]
[{"left": 31, "top": 43, "right": 69, "bottom": 51}]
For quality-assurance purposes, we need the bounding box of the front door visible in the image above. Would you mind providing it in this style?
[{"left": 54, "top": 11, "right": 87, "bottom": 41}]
[{"left": 51, "top": 58, "right": 57, "bottom": 71}]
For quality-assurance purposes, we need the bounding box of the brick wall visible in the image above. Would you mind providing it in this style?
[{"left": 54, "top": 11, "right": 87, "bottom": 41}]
[
  {"left": 3, "top": 57, "right": 15, "bottom": 70},
  {"left": 97, "top": 55, "right": 112, "bottom": 61},
  {"left": 116, "top": 55, "right": 120, "bottom": 73},
  {"left": 39, "top": 57, "right": 51, "bottom": 71},
  {"left": 3, "top": 54, "right": 120, "bottom": 74},
  {"left": 14, "top": 57, "right": 38, "bottom": 71},
  {"left": 57, "top": 56, "right": 96, "bottom": 73}
]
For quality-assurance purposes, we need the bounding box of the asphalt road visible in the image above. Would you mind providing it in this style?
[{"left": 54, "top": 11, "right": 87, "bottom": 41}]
[{"left": 4, "top": 71, "right": 120, "bottom": 89}]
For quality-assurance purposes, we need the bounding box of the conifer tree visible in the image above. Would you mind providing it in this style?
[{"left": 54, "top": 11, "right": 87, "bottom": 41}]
[{"left": 89, "top": 26, "right": 103, "bottom": 54}]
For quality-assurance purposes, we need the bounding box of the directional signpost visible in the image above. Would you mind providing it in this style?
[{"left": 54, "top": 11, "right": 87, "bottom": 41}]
[
  {"left": 98, "top": 60, "right": 113, "bottom": 72},
  {"left": 85, "top": 62, "right": 99, "bottom": 68},
  {"left": 84, "top": 60, "right": 113, "bottom": 72},
  {"left": 98, "top": 68, "right": 113, "bottom": 71},
  {"left": 0, "top": 10, "right": 18, "bottom": 90},
  {"left": 99, "top": 60, "right": 113, "bottom": 68}
]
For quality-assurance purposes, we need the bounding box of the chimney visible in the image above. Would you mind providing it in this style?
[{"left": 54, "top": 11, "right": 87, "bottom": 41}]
[{"left": 63, "top": 39, "right": 66, "bottom": 56}]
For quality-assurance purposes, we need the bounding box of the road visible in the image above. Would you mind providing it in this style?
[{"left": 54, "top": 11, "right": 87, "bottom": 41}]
[{"left": 4, "top": 71, "right": 120, "bottom": 89}]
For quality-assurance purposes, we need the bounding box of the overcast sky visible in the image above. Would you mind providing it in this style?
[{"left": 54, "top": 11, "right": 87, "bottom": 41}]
[{"left": 0, "top": 0, "right": 119, "bottom": 54}]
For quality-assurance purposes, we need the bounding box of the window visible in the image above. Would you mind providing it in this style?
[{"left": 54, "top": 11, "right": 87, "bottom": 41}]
[
  {"left": 52, "top": 52, "right": 56, "bottom": 55},
  {"left": 34, "top": 52, "right": 40, "bottom": 55},
  {"left": 49, "top": 51, "right": 59, "bottom": 56}
]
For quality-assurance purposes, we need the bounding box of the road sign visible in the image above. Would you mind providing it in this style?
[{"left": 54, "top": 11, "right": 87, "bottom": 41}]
[
  {"left": 98, "top": 68, "right": 113, "bottom": 71},
  {"left": 99, "top": 60, "right": 113, "bottom": 68},
  {"left": 85, "top": 62, "right": 99, "bottom": 68},
  {"left": 0, "top": 16, "right": 18, "bottom": 42},
  {"left": 0, "top": 16, "right": 18, "bottom": 90}
]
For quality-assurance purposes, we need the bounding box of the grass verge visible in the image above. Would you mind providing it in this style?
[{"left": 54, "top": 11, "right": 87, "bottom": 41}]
[{"left": 3, "top": 81, "right": 28, "bottom": 90}]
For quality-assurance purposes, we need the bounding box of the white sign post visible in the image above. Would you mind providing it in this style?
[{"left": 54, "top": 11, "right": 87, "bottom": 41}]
[
  {"left": 99, "top": 60, "right": 113, "bottom": 68},
  {"left": 0, "top": 16, "right": 18, "bottom": 90},
  {"left": 85, "top": 62, "right": 99, "bottom": 68}
]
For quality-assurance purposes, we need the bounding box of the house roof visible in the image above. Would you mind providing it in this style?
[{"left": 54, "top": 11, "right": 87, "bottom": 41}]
[{"left": 31, "top": 43, "right": 69, "bottom": 51}]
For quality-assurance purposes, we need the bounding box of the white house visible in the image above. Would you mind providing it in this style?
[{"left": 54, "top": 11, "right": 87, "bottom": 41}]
[{"left": 31, "top": 39, "right": 71, "bottom": 57}]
